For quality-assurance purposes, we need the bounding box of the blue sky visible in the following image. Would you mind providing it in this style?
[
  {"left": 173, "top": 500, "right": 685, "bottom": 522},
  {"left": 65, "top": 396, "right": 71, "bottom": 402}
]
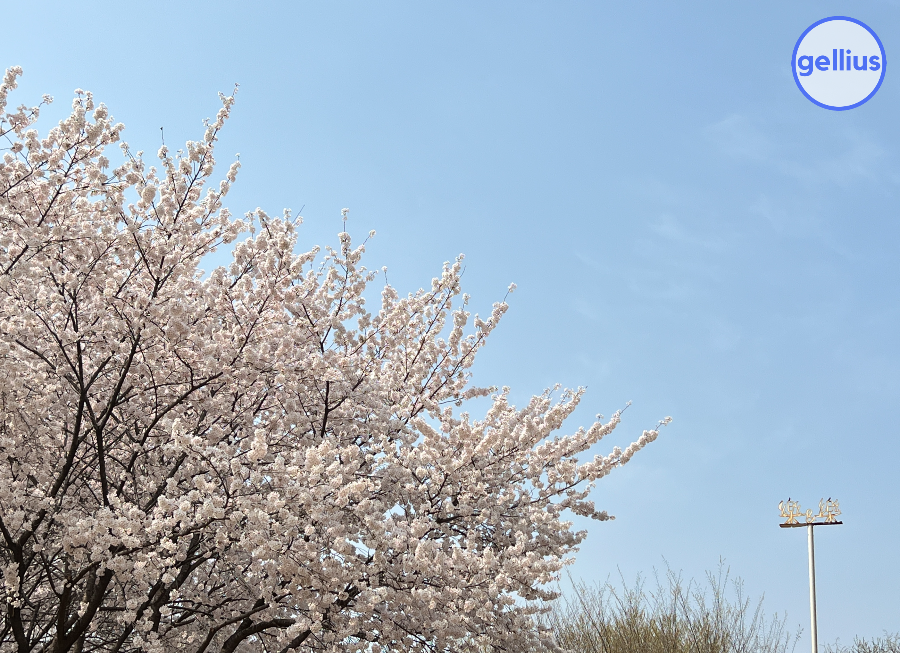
[{"left": 6, "top": 1, "right": 900, "bottom": 646}]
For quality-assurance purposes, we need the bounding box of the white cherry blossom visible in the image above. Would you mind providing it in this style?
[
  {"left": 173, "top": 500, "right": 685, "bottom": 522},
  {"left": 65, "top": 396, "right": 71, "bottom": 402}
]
[{"left": 0, "top": 68, "right": 667, "bottom": 653}]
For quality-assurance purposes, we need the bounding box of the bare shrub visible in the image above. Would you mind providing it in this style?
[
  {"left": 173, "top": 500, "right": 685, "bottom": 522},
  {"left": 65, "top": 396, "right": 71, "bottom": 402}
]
[
  {"left": 826, "top": 634, "right": 900, "bottom": 653},
  {"left": 542, "top": 563, "right": 799, "bottom": 653}
]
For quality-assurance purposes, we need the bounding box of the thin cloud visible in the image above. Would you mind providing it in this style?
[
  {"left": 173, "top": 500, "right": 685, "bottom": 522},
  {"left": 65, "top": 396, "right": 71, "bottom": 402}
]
[{"left": 705, "top": 113, "right": 890, "bottom": 186}]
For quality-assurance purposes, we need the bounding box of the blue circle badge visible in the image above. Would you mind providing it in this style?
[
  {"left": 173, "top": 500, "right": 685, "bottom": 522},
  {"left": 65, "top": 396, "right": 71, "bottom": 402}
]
[{"left": 792, "top": 16, "right": 886, "bottom": 110}]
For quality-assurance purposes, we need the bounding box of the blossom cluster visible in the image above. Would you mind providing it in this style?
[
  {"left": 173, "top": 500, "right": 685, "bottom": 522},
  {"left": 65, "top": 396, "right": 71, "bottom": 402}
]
[{"left": 0, "top": 68, "right": 666, "bottom": 653}]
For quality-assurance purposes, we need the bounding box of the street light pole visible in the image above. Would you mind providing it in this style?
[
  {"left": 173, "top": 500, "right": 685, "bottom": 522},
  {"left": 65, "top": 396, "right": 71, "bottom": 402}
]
[
  {"left": 778, "top": 498, "right": 842, "bottom": 653},
  {"left": 808, "top": 523, "right": 817, "bottom": 653}
]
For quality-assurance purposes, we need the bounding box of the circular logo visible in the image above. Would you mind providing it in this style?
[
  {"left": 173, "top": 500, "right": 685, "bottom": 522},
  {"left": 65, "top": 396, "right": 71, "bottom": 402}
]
[{"left": 792, "top": 16, "right": 886, "bottom": 110}]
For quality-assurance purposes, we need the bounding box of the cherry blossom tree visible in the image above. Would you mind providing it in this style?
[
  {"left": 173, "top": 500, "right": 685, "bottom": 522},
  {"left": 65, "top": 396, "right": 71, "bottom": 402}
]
[{"left": 0, "top": 67, "right": 667, "bottom": 653}]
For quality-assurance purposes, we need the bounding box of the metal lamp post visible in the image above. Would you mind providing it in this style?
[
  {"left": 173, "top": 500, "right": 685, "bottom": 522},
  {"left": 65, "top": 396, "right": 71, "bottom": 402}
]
[{"left": 778, "top": 498, "right": 842, "bottom": 653}]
